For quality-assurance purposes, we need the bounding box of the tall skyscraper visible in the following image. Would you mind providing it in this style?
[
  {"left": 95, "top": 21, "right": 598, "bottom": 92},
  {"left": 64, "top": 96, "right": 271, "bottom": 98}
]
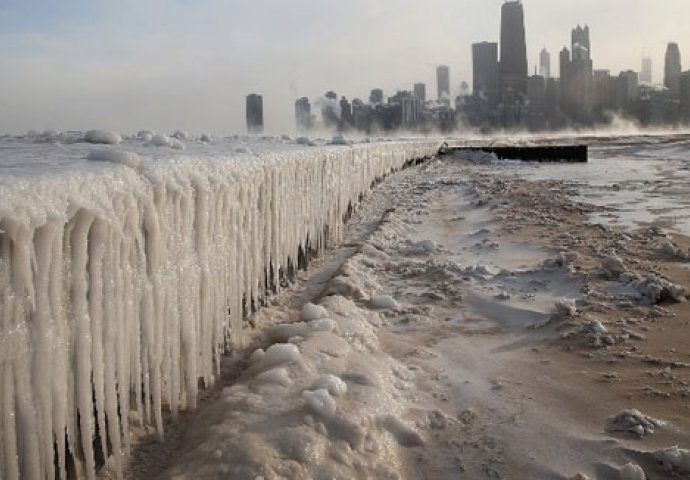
[
  {"left": 560, "top": 25, "right": 594, "bottom": 122},
  {"left": 640, "top": 56, "right": 653, "bottom": 85},
  {"left": 413, "top": 83, "right": 427, "bottom": 103},
  {"left": 246, "top": 94, "right": 264, "bottom": 133},
  {"left": 664, "top": 43, "right": 682, "bottom": 96},
  {"left": 499, "top": 1, "right": 528, "bottom": 99},
  {"left": 472, "top": 42, "right": 500, "bottom": 104},
  {"left": 295, "top": 97, "right": 312, "bottom": 131},
  {"left": 437, "top": 65, "right": 451, "bottom": 102},
  {"left": 540, "top": 48, "right": 551, "bottom": 79}
]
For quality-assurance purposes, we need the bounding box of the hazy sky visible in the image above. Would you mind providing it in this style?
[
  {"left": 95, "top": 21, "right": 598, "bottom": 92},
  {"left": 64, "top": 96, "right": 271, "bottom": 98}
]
[{"left": 0, "top": 0, "right": 688, "bottom": 134}]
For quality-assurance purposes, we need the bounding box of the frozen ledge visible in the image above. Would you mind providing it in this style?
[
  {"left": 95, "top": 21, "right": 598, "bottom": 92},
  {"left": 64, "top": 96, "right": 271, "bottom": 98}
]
[{"left": 0, "top": 139, "right": 441, "bottom": 478}]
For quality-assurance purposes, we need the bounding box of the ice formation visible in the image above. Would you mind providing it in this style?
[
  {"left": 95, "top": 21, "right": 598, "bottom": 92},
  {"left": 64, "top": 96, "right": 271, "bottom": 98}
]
[
  {"left": 0, "top": 135, "right": 439, "bottom": 478},
  {"left": 87, "top": 149, "right": 141, "bottom": 169},
  {"left": 84, "top": 129, "right": 122, "bottom": 145}
]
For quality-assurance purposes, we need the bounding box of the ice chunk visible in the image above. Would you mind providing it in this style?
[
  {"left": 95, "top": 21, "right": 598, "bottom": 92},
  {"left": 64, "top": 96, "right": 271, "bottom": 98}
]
[
  {"left": 601, "top": 253, "right": 626, "bottom": 279},
  {"left": 146, "top": 133, "right": 185, "bottom": 150},
  {"left": 172, "top": 130, "right": 189, "bottom": 140},
  {"left": 653, "top": 446, "right": 690, "bottom": 474},
  {"left": 311, "top": 375, "right": 347, "bottom": 397},
  {"left": 303, "top": 389, "right": 337, "bottom": 418},
  {"left": 589, "top": 320, "right": 608, "bottom": 334},
  {"left": 369, "top": 294, "right": 398, "bottom": 310},
  {"left": 300, "top": 303, "right": 329, "bottom": 321},
  {"left": 606, "top": 409, "right": 665, "bottom": 437},
  {"left": 618, "top": 463, "right": 646, "bottom": 480},
  {"left": 253, "top": 368, "right": 292, "bottom": 388},
  {"left": 251, "top": 344, "right": 301, "bottom": 372},
  {"left": 87, "top": 149, "right": 141, "bottom": 169},
  {"left": 84, "top": 129, "right": 122, "bottom": 145},
  {"left": 554, "top": 299, "right": 577, "bottom": 317},
  {"left": 415, "top": 240, "right": 438, "bottom": 254},
  {"left": 377, "top": 415, "right": 424, "bottom": 447}
]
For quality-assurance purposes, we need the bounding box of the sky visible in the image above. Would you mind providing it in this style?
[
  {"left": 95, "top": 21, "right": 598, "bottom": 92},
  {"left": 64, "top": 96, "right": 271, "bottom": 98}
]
[{"left": 0, "top": 0, "right": 688, "bottom": 135}]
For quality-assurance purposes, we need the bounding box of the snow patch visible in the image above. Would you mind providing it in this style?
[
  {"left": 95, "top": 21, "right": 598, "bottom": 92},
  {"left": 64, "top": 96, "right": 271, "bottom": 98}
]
[
  {"left": 310, "top": 374, "right": 347, "bottom": 397},
  {"left": 86, "top": 149, "right": 141, "bottom": 169},
  {"left": 300, "top": 302, "right": 329, "bottom": 321},
  {"left": 84, "top": 129, "right": 122, "bottom": 145},
  {"left": 302, "top": 389, "right": 337, "bottom": 418},
  {"left": 606, "top": 409, "right": 665, "bottom": 437},
  {"left": 369, "top": 294, "right": 398, "bottom": 310}
]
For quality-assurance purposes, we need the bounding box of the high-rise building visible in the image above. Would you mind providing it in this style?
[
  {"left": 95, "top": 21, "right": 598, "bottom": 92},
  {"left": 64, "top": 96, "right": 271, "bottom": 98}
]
[
  {"left": 472, "top": 42, "right": 500, "bottom": 105},
  {"left": 560, "top": 25, "right": 594, "bottom": 123},
  {"left": 437, "top": 65, "right": 451, "bottom": 102},
  {"left": 618, "top": 70, "right": 639, "bottom": 112},
  {"left": 413, "top": 83, "right": 426, "bottom": 103},
  {"left": 295, "top": 97, "right": 312, "bottom": 131},
  {"left": 246, "top": 94, "right": 264, "bottom": 133},
  {"left": 680, "top": 71, "right": 690, "bottom": 121},
  {"left": 640, "top": 56, "right": 653, "bottom": 85},
  {"left": 499, "top": 1, "right": 528, "bottom": 100},
  {"left": 540, "top": 48, "right": 551, "bottom": 79},
  {"left": 370, "top": 88, "right": 384, "bottom": 105},
  {"left": 664, "top": 43, "right": 682, "bottom": 96}
]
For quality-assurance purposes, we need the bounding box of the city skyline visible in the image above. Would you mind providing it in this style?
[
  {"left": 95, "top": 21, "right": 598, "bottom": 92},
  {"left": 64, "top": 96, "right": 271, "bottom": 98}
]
[{"left": 0, "top": 0, "right": 689, "bottom": 133}]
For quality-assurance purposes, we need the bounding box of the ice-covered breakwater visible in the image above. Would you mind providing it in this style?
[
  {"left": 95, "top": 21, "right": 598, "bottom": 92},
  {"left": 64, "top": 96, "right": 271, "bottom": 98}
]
[{"left": 0, "top": 134, "right": 441, "bottom": 479}]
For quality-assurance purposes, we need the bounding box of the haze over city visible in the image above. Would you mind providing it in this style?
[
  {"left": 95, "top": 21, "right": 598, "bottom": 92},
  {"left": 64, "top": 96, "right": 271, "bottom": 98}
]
[{"left": 1, "top": 0, "right": 689, "bottom": 134}]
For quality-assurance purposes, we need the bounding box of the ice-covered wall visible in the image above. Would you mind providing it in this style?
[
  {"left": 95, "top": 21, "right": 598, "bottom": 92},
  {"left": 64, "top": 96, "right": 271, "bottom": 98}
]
[{"left": 0, "top": 137, "right": 440, "bottom": 479}]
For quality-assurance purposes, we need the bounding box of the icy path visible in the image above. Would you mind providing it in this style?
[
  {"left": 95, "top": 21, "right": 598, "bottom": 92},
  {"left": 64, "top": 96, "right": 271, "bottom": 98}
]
[{"left": 0, "top": 134, "right": 440, "bottom": 479}]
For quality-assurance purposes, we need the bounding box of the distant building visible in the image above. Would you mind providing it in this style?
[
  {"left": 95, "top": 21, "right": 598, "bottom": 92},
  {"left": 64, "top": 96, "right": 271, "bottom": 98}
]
[
  {"left": 560, "top": 25, "right": 594, "bottom": 123},
  {"left": 370, "top": 88, "right": 384, "bottom": 105},
  {"left": 472, "top": 42, "right": 500, "bottom": 105},
  {"left": 681, "top": 71, "right": 690, "bottom": 121},
  {"left": 618, "top": 70, "right": 639, "bottom": 113},
  {"left": 246, "top": 94, "right": 264, "bottom": 133},
  {"left": 295, "top": 97, "right": 312, "bottom": 131},
  {"left": 664, "top": 43, "right": 682, "bottom": 96},
  {"left": 540, "top": 48, "right": 551, "bottom": 79},
  {"left": 592, "top": 69, "right": 617, "bottom": 116},
  {"left": 436, "top": 65, "right": 451, "bottom": 102},
  {"left": 499, "top": 1, "right": 528, "bottom": 100},
  {"left": 340, "top": 96, "right": 354, "bottom": 129},
  {"left": 640, "top": 56, "right": 653, "bottom": 85},
  {"left": 413, "top": 83, "right": 426, "bottom": 103}
]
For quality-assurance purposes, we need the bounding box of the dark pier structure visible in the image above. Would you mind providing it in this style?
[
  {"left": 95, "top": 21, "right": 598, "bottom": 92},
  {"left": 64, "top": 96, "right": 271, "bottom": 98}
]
[{"left": 442, "top": 143, "right": 588, "bottom": 162}]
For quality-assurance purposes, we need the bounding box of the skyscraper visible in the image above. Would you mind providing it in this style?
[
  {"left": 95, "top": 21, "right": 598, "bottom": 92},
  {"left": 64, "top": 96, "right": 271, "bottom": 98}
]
[
  {"left": 499, "top": 1, "right": 528, "bottom": 100},
  {"left": 640, "top": 56, "right": 653, "bottom": 85},
  {"left": 295, "top": 97, "right": 312, "bottom": 131},
  {"left": 472, "top": 42, "right": 500, "bottom": 105},
  {"left": 664, "top": 43, "right": 682, "bottom": 96},
  {"left": 246, "top": 94, "right": 264, "bottom": 133},
  {"left": 540, "top": 48, "right": 551, "bottom": 79},
  {"left": 560, "top": 25, "right": 594, "bottom": 123},
  {"left": 413, "top": 83, "right": 427, "bottom": 103},
  {"left": 370, "top": 88, "right": 384, "bottom": 105},
  {"left": 437, "top": 65, "right": 451, "bottom": 102}
]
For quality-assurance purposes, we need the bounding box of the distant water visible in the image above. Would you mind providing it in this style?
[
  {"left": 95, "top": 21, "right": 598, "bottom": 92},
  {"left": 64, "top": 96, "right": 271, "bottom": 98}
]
[{"left": 488, "top": 134, "right": 690, "bottom": 236}]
